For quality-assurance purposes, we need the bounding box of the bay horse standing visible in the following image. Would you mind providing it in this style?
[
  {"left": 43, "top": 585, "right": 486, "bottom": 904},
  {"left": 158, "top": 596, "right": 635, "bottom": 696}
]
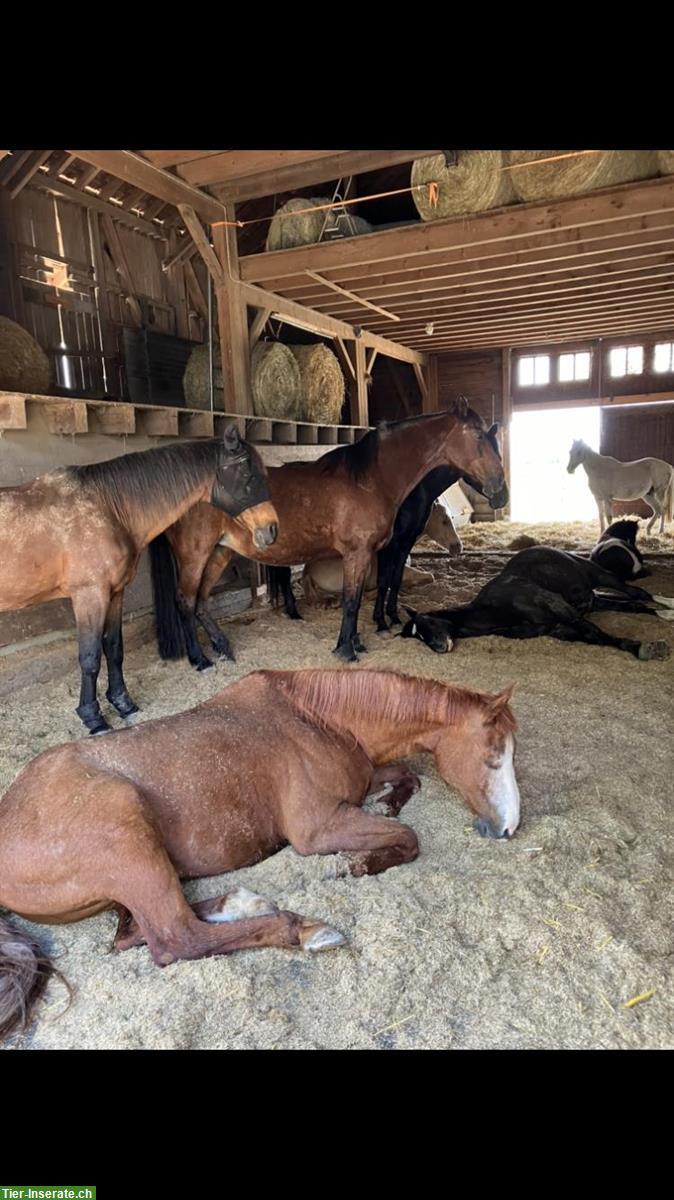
[
  {"left": 0, "top": 427, "right": 278, "bottom": 735},
  {"left": 567, "top": 439, "right": 674, "bottom": 533},
  {"left": 0, "top": 667, "right": 519, "bottom": 1040},
  {"left": 150, "top": 400, "right": 508, "bottom": 667}
]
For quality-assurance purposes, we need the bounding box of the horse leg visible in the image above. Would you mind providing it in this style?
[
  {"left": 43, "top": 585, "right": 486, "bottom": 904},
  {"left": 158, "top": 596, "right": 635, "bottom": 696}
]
[
  {"left": 290, "top": 801, "right": 419, "bottom": 878},
  {"left": 175, "top": 561, "right": 215, "bottom": 672},
  {"left": 645, "top": 489, "right": 665, "bottom": 535},
  {"left": 90, "top": 778, "right": 345, "bottom": 961},
  {"left": 71, "top": 587, "right": 111, "bottom": 735},
  {"left": 195, "top": 545, "right": 236, "bottom": 661},
  {"left": 549, "top": 616, "right": 668, "bottom": 660},
  {"left": 281, "top": 571, "right": 302, "bottom": 620},
  {"left": 334, "top": 550, "right": 370, "bottom": 661},
  {"left": 373, "top": 550, "right": 392, "bottom": 634},
  {"left": 102, "top": 591, "right": 139, "bottom": 722},
  {"left": 365, "top": 763, "right": 421, "bottom": 817},
  {"left": 593, "top": 494, "right": 606, "bottom": 533},
  {"left": 385, "top": 550, "right": 412, "bottom": 628}
]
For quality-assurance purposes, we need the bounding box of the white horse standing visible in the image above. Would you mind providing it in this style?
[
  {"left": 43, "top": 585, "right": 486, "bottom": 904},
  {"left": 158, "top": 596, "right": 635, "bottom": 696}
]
[{"left": 567, "top": 440, "right": 674, "bottom": 534}]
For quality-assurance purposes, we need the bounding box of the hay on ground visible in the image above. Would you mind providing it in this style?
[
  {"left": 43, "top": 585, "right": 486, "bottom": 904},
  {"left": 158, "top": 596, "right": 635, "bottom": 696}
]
[
  {"left": 182, "top": 344, "right": 224, "bottom": 411},
  {"left": 266, "top": 197, "right": 372, "bottom": 251},
  {"left": 250, "top": 341, "right": 302, "bottom": 420},
  {"left": 411, "top": 151, "right": 515, "bottom": 220},
  {"left": 289, "top": 344, "right": 345, "bottom": 424},
  {"left": 0, "top": 316, "right": 52, "bottom": 395},
  {"left": 505, "top": 150, "right": 657, "bottom": 203}
]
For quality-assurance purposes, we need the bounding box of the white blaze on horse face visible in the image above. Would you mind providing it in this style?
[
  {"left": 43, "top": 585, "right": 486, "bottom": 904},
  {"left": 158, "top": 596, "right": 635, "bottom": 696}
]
[{"left": 487, "top": 736, "right": 520, "bottom": 838}]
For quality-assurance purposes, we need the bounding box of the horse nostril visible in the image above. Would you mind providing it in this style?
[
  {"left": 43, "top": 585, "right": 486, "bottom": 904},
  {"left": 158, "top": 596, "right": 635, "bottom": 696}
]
[{"left": 269, "top": 523, "right": 278, "bottom": 542}]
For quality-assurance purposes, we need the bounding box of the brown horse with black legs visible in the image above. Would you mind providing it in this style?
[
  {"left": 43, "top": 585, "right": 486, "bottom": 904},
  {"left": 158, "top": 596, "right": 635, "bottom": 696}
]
[
  {"left": 150, "top": 400, "right": 509, "bottom": 668},
  {"left": 0, "top": 667, "right": 519, "bottom": 1039},
  {"left": 0, "top": 426, "right": 278, "bottom": 735}
]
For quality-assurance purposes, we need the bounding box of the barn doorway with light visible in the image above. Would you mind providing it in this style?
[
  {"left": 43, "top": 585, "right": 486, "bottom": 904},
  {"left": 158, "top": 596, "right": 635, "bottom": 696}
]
[{"left": 509, "top": 405, "right": 601, "bottom": 522}]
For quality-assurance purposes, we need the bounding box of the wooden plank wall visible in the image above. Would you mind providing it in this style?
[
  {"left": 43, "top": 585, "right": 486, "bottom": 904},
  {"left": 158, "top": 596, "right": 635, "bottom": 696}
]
[
  {"left": 8, "top": 187, "right": 207, "bottom": 400},
  {"left": 437, "top": 350, "right": 503, "bottom": 425},
  {"left": 601, "top": 403, "right": 674, "bottom": 517}
]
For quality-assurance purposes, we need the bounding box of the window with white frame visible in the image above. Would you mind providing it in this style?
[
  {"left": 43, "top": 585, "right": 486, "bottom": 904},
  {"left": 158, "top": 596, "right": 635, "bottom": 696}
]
[
  {"left": 653, "top": 342, "right": 674, "bottom": 373},
  {"left": 558, "top": 351, "right": 591, "bottom": 382},
  {"left": 609, "top": 345, "right": 643, "bottom": 378},
  {"left": 518, "top": 355, "right": 550, "bottom": 387}
]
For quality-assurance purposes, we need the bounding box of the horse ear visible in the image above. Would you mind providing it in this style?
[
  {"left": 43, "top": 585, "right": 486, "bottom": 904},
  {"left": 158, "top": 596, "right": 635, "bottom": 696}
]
[
  {"left": 450, "top": 394, "right": 469, "bottom": 420},
  {"left": 486, "top": 682, "right": 516, "bottom": 718},
  {"left": 223, "top": 424, "right": 241, "bottom": 451},
  {"left": 488, "top": 422, "right": 499, "bottom": 436},
  {"left": 403, "top": 606, "right": 418, "bottom": 619}
]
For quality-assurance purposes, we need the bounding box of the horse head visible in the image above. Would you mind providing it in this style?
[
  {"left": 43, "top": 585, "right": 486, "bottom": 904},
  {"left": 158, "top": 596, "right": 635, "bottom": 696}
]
[
  {"left": 567, "top": 439, "right": 586, "bottom": 474},
  {"left": 212, "top": 426, "right": 279, "bottom": 549}
]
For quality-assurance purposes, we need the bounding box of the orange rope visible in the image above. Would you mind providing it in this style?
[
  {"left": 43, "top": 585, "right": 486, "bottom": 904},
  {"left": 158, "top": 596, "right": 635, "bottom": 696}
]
[{"left": 210, "top": 151, "right": 606, "bottom": 229}]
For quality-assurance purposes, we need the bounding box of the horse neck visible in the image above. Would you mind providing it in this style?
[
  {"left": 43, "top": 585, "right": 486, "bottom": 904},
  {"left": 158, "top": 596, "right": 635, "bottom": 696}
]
[
  {"left": 98, "top": 444, "right": 218, "bottom": 546},
  {"left": 580, "top": 445, "right": 602, "bottom": 474},
  {"left": 373, "top": 414, "right": 462, "bottom": 509},
  {"left": 278, "top": 668, "right": 478, "bottom": 762}
]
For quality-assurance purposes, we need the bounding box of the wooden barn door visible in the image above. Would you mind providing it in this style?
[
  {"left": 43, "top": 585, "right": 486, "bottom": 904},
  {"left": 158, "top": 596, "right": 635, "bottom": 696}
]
[{"left": 600, "top": 404, "right": 674, "bottom": 517}]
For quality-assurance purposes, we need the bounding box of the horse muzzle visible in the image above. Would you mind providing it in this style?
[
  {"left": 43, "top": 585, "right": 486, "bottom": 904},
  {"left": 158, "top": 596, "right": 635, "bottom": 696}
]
[
  {"left": 253, "top": 523, "right": 278, "bottom": 549},
  {"left": 473, "top": 816, "right": 516, "bottom": 840},
  {"left": 486, "top": 480, "right": 509, "bottom": 510}
]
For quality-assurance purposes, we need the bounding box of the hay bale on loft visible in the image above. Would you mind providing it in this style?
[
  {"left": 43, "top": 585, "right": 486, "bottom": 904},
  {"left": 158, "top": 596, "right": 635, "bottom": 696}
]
[
  {"left": 289, "top": 343, "right": 345, "bottom": 424},
  {"left": 250, "top": 341, "right": 302, "bottom": 420},
  {"left": 0, "top": 316, "right": 52, "bottom": 395},
  {"left": 182, "top": 343, "right": 224, "bottom": 411},
  {"left": 505, "top": 150, "right": 657, "bottom": 202},
  {"left": 411, "top": 151, "right": 515, "bottom": 220},
  {"left": 266, "top": 197, "right": 372, "bottom": 250},
  {"left": 658, "top": 151, "right": 674, "bottom": 175}
]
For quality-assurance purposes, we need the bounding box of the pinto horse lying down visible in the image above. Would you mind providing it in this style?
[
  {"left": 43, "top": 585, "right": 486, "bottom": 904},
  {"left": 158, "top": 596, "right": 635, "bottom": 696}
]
[
  {"left": 402, "top": 546, "right": 674, "bottom": 659},
  {"left": 0, "top": 668, "right": 519, "bottom": 1040}
]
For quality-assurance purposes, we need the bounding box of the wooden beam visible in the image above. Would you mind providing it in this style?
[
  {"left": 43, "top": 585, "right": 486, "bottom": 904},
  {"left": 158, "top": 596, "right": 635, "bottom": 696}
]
[
  {"left": 500, "top": 348, "right": 512, "bottom": 514},
  {"left": 249, "top": 306, "right": 271, "bottom": 348},
  {"left": 413, "top": 362, "right": 429, "bottom": 409},
  {"left": 0, "top": 152, "right": 10, "bottom": 164},
  {"left": 306, "top": 269, "right": 400, "bottom": 321},
  {"left": 141, "top": 150, "right": 228, "bottom": 168},
  {"left": 238, "top": 280, "right": 427, "bottom": 365},
  {"left": 179, "top": 411, "right": 215, "bottom": 437},
  {"left": 1, "top": 151, "right": 32, "bottom": 186},
  {"left": 240, "top": 176, "right": 674, "bottom": 283},
  {"left": 335, "top": 338, "right": 356, "bottom": 380},
  {"left": 213, "top": 210, "right": 253, "bottom": 415},
  {"left": 100, "top": 214, "right": 143, "bottom": 327},
  {"left": 177, "top": 204, "right": 225, "bottom": 287},
  {"left": 162, "top": 237, "right": 197, "bottom": 272},
  {"left": 0, "top": 394, "right": 27, "bottom": 429},
  {"left": 35, "top": 178, "right": 163, "bottom": 238},
  {"left": 366, "top": 349, "right": 378, "bottom": 376},
  {"left": 9, "top": 150, "right": 51, "bottom": 199},
  {"left": 68, "top": 150, "right": 223, "bottom": 224},
  {"left": 352, "top": 340, "right": 368, "bottom": 426},
  {"left": 137, "top": 407, "right": 179, "bottom": 436},
  {"left": 197, "top": 150, "right": 440, "bottom": 200},
  {"left": 87, "top": 403, "right": 136, "bottom": 435},
  {"left": 41, "top": 400, "right": 89, "bottom": 435}
]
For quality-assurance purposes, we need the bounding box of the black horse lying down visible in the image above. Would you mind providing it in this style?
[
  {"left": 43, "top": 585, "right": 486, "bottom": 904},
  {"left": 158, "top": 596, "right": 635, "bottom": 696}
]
[
  {"left": 590, "top": 519, "right": 648, "bottom": 582},
  {"left": 401, "top": 546, "right": 674, "bottom": 660}
]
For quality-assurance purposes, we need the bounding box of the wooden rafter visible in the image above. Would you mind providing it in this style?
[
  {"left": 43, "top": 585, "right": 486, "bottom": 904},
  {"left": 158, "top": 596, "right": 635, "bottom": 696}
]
[
  {"left": 100, "top": 214, "right": 143, "bottom": 326},
  {"left": 195, "top": 150, "right": 440, "bottom": 199},
  {"left": 177, "top": 204, "right": 225, "bottom": 287},
  {"left": 67, "top": 150, "right": 223, "bottom": 223}
]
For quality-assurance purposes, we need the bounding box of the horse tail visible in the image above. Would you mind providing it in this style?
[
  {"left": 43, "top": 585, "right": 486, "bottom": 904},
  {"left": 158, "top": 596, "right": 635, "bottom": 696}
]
[
  {"left": 0, "top": 914, "right": 54, "bottom": 1041},
  {"left": 265, "top": 566, "right": 289, "bottom": 609},
  {"left": 149, "top": 533, "right": 186, "bottom": 660}
]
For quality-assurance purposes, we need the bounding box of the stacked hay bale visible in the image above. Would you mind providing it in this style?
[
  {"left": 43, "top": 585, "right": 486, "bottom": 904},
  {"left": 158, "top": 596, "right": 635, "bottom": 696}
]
[
  {"left": 266, "top": 197, "right": 372, "bottom": 250},
  {"left": 182, "top": 343, "right": 224, "bottom": 411},
  {"left": 504, "top": 150, "right": 657, "bottom": 202},
  {"left": 411, "top": 151, "right": 515, "bottom": 220},
  {"left": 289, "top": 343, "right": 345, "bottom": 424},
  {"left": 658, "top": 151, "right": 674, "bottom": 175},
  {"left": 0, "top": 316, "right": 52, "bottom": 394},
  {"left": 250, "top": 341, "right": 302, "bottom": 419}
]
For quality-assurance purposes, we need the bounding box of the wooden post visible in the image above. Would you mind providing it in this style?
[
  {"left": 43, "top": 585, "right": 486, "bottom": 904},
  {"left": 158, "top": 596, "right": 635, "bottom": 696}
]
[
  {"left": 351, "top": 339, "right": 368, "bottom": 426},
  {"left": 426, "top": 355, "right": 439, "bottom": 412},
  {"left": 501, "top": 347, "right": 512, "bottom": 518},
  {"left": 212, "top": 208, "right": 253, "bottom": 416}
]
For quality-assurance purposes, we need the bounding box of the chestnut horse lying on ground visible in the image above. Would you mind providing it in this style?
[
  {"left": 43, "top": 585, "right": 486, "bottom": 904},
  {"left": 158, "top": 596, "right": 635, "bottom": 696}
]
[
  {"left": 149, "top": 400, "right": 508, "bottom": 668},
  {"left": 0, "top": 426, "right": 277, "bottom": 735},
  {"left": 0, "top": 667, "right": 519, "bottom": 1039}
]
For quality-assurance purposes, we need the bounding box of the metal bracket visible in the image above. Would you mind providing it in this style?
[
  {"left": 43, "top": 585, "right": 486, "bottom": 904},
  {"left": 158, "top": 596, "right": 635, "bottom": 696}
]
[{"left": 442, "top": 150, "right": 458, "bottom": 168}]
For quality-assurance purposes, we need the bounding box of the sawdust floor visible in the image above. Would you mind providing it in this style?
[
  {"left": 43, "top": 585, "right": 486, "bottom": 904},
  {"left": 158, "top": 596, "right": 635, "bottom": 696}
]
[{"left": 2, "top": 520, "right": 674, "bottom": 1050}]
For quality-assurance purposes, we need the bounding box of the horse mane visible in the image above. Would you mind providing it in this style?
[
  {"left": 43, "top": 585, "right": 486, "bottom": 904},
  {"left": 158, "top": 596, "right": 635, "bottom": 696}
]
[
  {"left": 317, "top": 405, "right": 486, "bottom": 483},
  {"left": 274, "top": 668, "right": 516, "bottom": 736},
  {"left": 67, "top": 439, "right": 221, "bottom": 526}
]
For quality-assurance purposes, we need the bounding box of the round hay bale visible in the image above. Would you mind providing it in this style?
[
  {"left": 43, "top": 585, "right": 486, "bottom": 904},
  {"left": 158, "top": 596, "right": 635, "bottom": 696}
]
[
  {"left": 411, "top": 151, "right": 515, "bottom": 220},
  {"left": 182, "top": 343, "right": 224, "bottom": 411},
  {"left": 657, "top": 151, "right": 674, "bottom": 175},
  {"left": 505, "top": 150, "right": 657, "bottom": 203},
  {"left": 508, "top": 534, "right": 539, "bottom": 551},
  {"left": 289, "top": 343, "right": 345, "bottom": 424},
  {"left": 0, "top": 316, "right": 51, "bottom": 394},
  {"left": 266, "top": 197, "right": 371, "bottom": 250},
  {"left": 250, "top": 341, "right": 302, "bottom": 420}
]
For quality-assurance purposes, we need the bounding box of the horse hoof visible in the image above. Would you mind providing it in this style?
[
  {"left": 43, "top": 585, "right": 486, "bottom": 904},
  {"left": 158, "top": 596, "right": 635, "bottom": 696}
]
[
  {"left": 196, "top": 659, "right": 216, "bottom": 672},
  {"left": 638, "top": 640, "right": 670, "bottom": 660},
  {"left": 205, "top": 887, "right": 279, "bottom": 923},
  {"left": 217, "top": 650, "right": 236, "bottom": 662},
  {"left": 301, "top": 923, "right": 347, "bottom": 953},
  {"left": 653, "top": 594, "right": 674, "bottom": 610},
  {"left": 285, "top": 611, "right": 303, "bottom": 621},
  {"left": 91, "top": 725, "right": 112, "bottom": 736},
  {"left": 123, "top": 711, "right": 140, "bottom": 726},
  {"left": 333, "top": 645, "right": 358, "bottom": 663}
]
